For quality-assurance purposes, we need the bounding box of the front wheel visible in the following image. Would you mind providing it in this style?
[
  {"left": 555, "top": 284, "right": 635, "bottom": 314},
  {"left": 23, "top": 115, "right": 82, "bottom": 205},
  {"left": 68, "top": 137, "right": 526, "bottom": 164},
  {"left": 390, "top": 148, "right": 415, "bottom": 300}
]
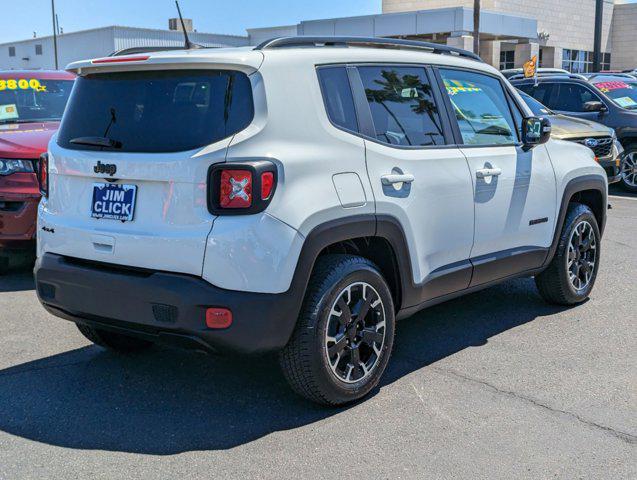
[
  {"left": 279, "top": 254, "right": 395, "bottom": 406},
  {"left": 619, "top": 148, "right": 637, "bottom": 192},
  {"left": 535, "top": 203, "right": 601, "bottom": 305}
]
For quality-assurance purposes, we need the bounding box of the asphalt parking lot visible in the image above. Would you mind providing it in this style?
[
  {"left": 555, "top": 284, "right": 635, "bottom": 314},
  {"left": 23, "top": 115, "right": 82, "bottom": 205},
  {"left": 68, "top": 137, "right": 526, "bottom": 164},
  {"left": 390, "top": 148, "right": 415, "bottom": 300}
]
[{"left": 0, "top": 189, "right": 635, "bottom": 480}]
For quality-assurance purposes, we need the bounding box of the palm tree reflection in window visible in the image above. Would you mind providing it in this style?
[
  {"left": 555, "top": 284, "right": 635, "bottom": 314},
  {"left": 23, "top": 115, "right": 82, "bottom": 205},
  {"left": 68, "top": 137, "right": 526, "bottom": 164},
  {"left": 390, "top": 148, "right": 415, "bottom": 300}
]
[{"left": 364, "top": 69, "right": 444, "bottom": 146}]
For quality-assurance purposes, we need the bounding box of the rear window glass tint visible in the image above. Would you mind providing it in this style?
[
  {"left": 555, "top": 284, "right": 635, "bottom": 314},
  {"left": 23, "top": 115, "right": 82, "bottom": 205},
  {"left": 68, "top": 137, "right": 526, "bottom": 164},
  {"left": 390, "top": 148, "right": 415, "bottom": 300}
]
[
  {"left": 317, "top": 67, "right": 358, "bottom": 133},
  {"left": 57, "top": 70, "right": 253, "bottom": 153}
]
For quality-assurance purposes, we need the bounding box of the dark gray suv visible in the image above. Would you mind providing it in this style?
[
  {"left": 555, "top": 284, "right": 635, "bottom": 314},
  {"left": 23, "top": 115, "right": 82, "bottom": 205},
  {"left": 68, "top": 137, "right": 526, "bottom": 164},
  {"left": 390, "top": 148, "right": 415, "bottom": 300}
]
[{"left": 512, "top": 74, "right": 637, "bottom": 192}]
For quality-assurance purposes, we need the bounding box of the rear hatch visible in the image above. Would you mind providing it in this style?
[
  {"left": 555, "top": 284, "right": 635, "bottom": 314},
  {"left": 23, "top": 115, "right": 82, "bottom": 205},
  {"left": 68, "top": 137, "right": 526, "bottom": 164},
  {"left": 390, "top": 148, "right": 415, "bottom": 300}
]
[{"left": 41, "top": 56, "right": 259, "bottom": 275}]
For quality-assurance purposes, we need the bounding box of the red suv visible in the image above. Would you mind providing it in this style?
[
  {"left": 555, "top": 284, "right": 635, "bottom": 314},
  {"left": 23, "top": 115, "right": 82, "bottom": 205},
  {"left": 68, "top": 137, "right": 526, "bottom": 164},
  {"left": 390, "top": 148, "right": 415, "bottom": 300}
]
[{"left": 0, "top": 70, "right": 74, "bottom": 273}]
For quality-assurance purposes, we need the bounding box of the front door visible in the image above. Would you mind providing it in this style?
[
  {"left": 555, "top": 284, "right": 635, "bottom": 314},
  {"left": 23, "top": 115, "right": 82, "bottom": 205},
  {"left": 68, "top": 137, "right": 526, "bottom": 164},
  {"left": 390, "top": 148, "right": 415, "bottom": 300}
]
[
  {"left": 437, "top": 68, "right": 557, "bottom": 286},
  {"left": 547, "top": 82, "right": 609, "bottom": 123}
]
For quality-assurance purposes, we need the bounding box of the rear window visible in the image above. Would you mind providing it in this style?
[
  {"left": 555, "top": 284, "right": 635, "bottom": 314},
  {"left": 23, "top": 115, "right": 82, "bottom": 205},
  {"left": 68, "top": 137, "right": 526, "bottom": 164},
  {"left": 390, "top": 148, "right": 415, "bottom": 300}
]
[
  {"left": 57, "top": 70, "right": 253, "bottom": 153},
  {"left": 317, "top": 67, "right": 358, "bottom": 133}
]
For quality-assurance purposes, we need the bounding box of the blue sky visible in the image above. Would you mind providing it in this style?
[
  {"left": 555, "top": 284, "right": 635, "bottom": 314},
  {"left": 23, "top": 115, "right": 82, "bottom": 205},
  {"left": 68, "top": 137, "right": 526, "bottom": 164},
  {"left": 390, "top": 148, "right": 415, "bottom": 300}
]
[{"left": 1, "top": 0, "right": 381, "bottom": 43}]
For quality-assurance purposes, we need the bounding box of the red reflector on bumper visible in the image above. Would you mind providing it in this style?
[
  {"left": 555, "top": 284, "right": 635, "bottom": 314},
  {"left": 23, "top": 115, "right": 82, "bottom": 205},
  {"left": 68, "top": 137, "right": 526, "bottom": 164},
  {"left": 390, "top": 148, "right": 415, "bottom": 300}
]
[{"left": 206, "top": 308, "right": 233, "bottom": 329}]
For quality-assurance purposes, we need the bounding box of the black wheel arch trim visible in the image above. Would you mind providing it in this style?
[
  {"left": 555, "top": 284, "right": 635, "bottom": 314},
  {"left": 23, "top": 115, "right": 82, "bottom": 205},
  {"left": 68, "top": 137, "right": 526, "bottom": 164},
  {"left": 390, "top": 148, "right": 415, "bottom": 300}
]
[
  {"left": 542, "top": 174, "right": 607, "bottom": 268},
  {"left": 293, "top": 175, "right": 606, "bottom": 320}
]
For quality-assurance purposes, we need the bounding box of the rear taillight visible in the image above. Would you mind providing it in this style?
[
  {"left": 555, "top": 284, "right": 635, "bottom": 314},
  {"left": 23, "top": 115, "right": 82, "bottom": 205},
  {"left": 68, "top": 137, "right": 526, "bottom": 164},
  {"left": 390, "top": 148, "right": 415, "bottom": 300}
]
[
  {"left": 208, "top": 161, "right": 277, "bottom": 215},
  {"left": 220, "top": 169, "right": 253, "bottom": 208},
  {"left": 38, "top": 153, "right": 48, "bottom": 197},
  {"left": 261, "top": 171, "right": 275, "bottom": 200}
]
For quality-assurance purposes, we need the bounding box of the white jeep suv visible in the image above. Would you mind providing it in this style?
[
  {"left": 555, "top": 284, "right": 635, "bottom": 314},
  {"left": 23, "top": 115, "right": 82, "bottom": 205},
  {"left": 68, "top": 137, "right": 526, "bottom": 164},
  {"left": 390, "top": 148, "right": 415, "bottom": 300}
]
[{"left": 35, "top": 37, "right": 607, "bottom": 405}]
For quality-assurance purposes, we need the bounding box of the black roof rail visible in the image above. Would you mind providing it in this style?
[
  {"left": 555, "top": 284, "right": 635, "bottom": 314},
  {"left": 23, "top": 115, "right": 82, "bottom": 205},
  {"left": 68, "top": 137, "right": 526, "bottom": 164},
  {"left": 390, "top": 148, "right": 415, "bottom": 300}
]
[
  {"left": 509, "top": 72, "right": 586, "bottom": 81},
  {"left": 254, "top": 36, "right": 483, "bottom": 62}
]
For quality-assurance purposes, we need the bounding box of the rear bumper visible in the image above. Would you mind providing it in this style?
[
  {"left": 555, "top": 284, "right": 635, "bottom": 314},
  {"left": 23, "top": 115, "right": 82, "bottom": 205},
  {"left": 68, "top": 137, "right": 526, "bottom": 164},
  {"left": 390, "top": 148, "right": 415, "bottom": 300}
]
[
  {"left": 0, "top": 172, "right": 40, "bottom": 251},
  {"left": 34, "top": 253, "right": 301, "bottom": 355}
]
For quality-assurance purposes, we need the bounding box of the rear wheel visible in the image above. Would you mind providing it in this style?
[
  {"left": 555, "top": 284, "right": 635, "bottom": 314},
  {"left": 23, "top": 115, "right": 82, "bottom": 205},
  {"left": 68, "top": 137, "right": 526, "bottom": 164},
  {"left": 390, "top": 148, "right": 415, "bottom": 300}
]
[
  {"left": 279, "top": 254, "right": 395, "bottom": 406},
  {"left": 620, "top": 147, "right": 637, "bottom": 192},
  {"left": 535, "top": 203, "right": 601, "bottom": 305},
  {"left": 76, "top": 324, "right": 153, "bottom": 353}
]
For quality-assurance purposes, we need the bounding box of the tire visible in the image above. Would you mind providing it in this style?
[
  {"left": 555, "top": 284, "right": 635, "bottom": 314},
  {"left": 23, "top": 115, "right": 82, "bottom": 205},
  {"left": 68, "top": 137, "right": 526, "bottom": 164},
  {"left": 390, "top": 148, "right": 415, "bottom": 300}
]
[
  {"left": 535, "top": 203, "right": 601, "bottom": 305},
  {"left": 619, "top": 146, "right": 637, "bottom": 193},
  {"left": 76, "top": 324, "right": 153, "bottom": 353},
  {"left": 279, "top": 254, "right": 395, "bottom": 406}
]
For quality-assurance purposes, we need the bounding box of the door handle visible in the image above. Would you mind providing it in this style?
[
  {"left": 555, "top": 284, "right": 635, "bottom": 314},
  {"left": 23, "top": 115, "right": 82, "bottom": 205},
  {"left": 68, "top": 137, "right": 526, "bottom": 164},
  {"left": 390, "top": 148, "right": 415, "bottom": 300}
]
[
  {"left": 381, "top": 173, "right": 415, "bottom": 185},
  {"left": 476, "top": 167, "right": 502, "bottom": 179}
]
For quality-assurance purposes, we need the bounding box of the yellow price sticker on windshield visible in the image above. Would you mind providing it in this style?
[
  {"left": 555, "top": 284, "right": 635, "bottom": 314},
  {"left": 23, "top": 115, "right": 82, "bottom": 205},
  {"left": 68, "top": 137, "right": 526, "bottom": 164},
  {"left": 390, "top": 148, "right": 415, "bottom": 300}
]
[
  {"left": 444, "top": 79, "right": 482, "bottom": 96},
  {"left": 0, "top": 78, "right": 47, "bottom": 92}
]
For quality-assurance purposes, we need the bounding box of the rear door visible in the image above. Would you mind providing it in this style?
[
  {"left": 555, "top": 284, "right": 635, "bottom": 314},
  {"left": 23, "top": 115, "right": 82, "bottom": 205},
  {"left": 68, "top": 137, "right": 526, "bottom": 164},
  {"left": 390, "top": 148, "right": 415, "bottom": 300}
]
[
  {"left": 437, "top": 68, "right": 556, "bottom": 286},
  {"left": 356, "top": 64, "right": 475, "bottom": 304},
  {"left": 41, "top": 69, "right": 254, "bottom": 275}
]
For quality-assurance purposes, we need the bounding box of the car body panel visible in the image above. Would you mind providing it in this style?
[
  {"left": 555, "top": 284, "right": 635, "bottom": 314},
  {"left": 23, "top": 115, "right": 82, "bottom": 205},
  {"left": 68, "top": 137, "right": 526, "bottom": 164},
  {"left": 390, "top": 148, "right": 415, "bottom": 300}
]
[
  {"left": 549, "top": 114, "right": 612, "bottom": 139},
  {"left": 1, "top": 70, "right": 75, "bottom": 251}
]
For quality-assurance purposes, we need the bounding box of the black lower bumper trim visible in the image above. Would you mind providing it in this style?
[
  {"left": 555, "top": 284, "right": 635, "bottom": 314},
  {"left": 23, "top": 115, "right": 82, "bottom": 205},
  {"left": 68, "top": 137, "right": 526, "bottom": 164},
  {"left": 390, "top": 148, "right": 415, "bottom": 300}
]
[{"left": 35, "top": 253, "right": 301, "bottom": 354}]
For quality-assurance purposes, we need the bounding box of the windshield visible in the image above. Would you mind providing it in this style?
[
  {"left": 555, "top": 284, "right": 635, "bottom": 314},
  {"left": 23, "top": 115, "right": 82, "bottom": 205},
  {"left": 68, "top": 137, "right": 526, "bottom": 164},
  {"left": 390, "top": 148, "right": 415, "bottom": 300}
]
[
  {"left": 592, "top": 80, "right": 637, "bottom": 110},
  {"left": 0, "top": 78, "right": 74, "bottom": 124},
  {"left": 517, "top": 90, "right": 553, "bottom": 116},
  {"left": 57, "top": 70, "right": 254, "bottom": 153}
]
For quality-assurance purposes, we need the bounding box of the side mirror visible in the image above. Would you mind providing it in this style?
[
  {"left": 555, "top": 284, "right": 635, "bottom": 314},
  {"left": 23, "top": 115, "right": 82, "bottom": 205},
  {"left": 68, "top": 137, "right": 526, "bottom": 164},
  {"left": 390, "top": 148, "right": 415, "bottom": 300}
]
[
  {"left": 522, "top": 116, "right": 551, "bottom": 151},
  {"left": 583, "top": 100, "right": 606, "bottom": 112}
]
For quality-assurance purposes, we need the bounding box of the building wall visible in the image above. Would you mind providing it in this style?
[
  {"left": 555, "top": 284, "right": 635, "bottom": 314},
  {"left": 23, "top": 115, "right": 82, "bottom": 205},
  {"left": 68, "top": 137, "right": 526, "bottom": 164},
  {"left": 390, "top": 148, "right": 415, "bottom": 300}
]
[
  {"left": 383, "top": 0, "right": 614, "bottom": 53},
  {"left": 610, "top": 3, "right": 637, "bottom": 69},
  {"left": 384, "top": 0, "right": 471, "bottom": 12},
  {"left": 0, "top": 27, "right": 249, "bottom": 71},
  {"left": 113, "top": 27, "right": 248, "bottom": 51},
  {"left": 0, "top": 28, "right": 116, "bottom": 70}
]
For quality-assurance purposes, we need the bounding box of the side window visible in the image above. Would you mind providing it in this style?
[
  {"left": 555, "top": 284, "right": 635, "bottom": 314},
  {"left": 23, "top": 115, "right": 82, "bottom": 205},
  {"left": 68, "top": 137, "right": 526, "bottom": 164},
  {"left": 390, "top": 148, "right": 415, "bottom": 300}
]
[
  {"left": 517, "top": 82, "right": 555, "bottom": 107},
  {"left": 358, "top": 66, "right": 445, "bottom": 147},
  {"left": 440, "top": 69, "right": 517, "bottom": 146},
  {"left": 317, "top": 67, "right": 359, "bottom": 133},
  {"left": 551, "top": 83, "right": 601, "bottom": 112}
]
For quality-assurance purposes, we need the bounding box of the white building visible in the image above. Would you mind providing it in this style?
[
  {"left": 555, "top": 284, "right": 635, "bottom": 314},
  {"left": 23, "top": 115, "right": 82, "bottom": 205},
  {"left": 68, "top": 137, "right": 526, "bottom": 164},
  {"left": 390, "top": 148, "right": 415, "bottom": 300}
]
[{"left": 0, "top": 25, "right": 249, "bottom": 71}]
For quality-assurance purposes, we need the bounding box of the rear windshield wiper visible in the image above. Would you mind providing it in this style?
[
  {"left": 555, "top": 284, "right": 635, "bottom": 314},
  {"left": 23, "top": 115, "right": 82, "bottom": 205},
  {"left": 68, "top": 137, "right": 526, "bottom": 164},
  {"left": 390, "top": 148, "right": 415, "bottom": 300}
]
[{"left": 69, "top": 136, "right": 122, "bottom": 149}]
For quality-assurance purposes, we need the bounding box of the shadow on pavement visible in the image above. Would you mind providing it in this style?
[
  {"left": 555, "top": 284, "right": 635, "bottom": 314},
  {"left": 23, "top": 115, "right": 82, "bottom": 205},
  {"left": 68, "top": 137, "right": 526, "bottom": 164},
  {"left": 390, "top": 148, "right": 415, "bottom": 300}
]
[
  {"left": 0, "top": 270, "right": 35, "bottom": 293},
  {"left": 0, "top": 277, "right": 571, "bottom": 454},
  {"left": 609, "top": 184, "right": 636, "bottom": 199}
]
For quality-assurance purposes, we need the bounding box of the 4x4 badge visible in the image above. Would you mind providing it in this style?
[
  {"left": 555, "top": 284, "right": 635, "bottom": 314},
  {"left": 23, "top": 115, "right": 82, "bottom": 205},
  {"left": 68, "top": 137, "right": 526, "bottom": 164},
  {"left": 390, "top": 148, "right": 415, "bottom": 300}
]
[{"left": 94, "top": 160, "right": 117, "bottom": 176}]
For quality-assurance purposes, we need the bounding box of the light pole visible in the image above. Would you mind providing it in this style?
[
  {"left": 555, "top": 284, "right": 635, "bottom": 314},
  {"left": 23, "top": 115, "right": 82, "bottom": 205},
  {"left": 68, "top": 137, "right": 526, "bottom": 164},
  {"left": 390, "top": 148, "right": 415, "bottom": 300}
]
[
  {"left": 51, "top": 0, "right": 59, "bottom": 69},
  {"left": 592, "top": 0, "right": 603, "bottom": 72},
  {"left": 473, "top": 0, "right": 480, "bottom": 55}
]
